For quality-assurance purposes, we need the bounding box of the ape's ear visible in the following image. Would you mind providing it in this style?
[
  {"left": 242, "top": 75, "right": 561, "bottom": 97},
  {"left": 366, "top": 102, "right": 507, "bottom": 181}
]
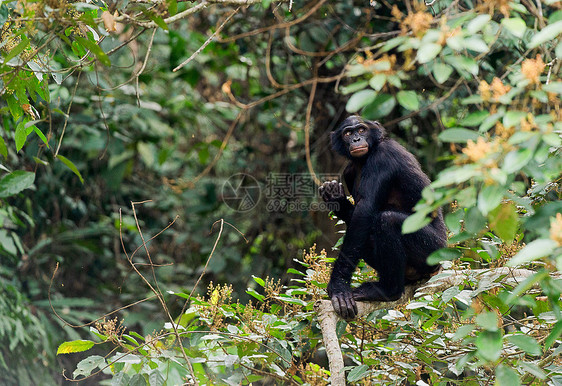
[
  {"left": 330, "top": 130, "right": 348, "bottom": 157},
  {"left": 366, "top": 120, "right": 386, "bottom": 142}
]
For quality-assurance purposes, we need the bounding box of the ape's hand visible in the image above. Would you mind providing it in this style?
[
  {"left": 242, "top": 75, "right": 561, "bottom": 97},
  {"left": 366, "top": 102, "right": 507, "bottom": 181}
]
[{"left": 319, "top": 180, "right": 345, "bottom": 203}]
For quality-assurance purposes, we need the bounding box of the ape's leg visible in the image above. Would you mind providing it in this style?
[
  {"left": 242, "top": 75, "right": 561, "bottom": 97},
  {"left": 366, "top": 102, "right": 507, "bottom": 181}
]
[
  {"left": 352, "top": 211, "right": 444, "bottom": 301},
  {"left": 352, "top": 211, "right": 406, "bottom": 301},
  {"left": 327, "top": 250, "right": 361, "bottom": 319},
  {"left": 403, "top": 218, "right": 447, "bottom": 281}
]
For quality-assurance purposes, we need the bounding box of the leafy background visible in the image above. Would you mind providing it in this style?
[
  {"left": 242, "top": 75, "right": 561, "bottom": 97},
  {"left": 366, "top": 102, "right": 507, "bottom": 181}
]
[{"left": 0, "top": 0, "right": 561, "bottom": 384}]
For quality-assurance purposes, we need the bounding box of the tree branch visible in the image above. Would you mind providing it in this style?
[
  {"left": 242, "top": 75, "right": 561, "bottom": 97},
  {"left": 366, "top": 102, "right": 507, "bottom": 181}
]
[{"left": 314, "top": 268, "right": 561, "bottom": 386}]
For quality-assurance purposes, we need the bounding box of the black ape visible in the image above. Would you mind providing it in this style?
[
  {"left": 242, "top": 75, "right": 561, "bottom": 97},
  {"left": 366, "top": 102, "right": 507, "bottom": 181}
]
[{"left": 319, "top": 116, "right": 447, "bottom": 319}]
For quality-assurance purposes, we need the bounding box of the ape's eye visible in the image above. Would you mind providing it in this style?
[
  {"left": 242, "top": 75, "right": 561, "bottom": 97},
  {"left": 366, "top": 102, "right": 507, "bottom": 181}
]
[
  {"left": 358, "top": 128, "right": 366, "bottom": 134},
  {"left": 343, "top": 131, "right": 351, "bottom": 137}
]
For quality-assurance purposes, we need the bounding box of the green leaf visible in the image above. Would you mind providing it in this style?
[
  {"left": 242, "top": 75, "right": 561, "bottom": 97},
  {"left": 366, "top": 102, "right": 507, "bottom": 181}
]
[
  {"left": 129, "top": 374, "right": 147, "bottom": 386},
  {"left": 0, "top": 136, "right": 6, "bottom": 158},
  {"left": 445, "top": 209, "right": 464, "bottom": 234},
  {"left": 347, "top": 364, "right": 369, "bottom": 382},
  {"left": 478, "top": 184, "right": 504, "bottom": 216},
  {"left": 502, "top": 17, "right": 527, "bottom": 38},
  {"left": 57, "top": 155, "right": 84, "bottom": 184},
  {"left": 507, "top": 239, "right": 558, "bottom": 266},
  {"left": 475, "top": 311, "right": 499, "bottom": 331},
  {"left": 529, "top": 20, "right": 562, "bottom": 48},
  {"left": 3, "top": 35, "right": 29, "bottom": 63},
  {"left": 15, "top": 120, "right": 29, "bottom": 151},
  {"left": 346, "top": 89, "right": 377, "bottom": 113},
  {"left": 396, "top": 91, "right": 420, "bottom": 111},
  {"left": 519, "top": 362, "right": 547, "bottom": 380},
  {"left": 468, "top": 14, "right": 491, "bottom": 34},
  {"left": 544, "top": 320, "right": 562, "bottom": 350},
  {"left": 463, "top": 37, "right": 489, "bottom": 53},
  {"left": 346, "top": 64, "right": 369, "bottom": 77},
  {"left": 460, "top": 110, "right": 489, "bottom": 127},
  {"left": 75, "top": 36, "right": 111, "bottom": 66},
  {"left": 542, "top": 81, "right": 562, "bottom": 94},
  {"left": 427, "top": 248, "right": 462, "bottom": 265},
  {"left": 543, "top": 133, "right": 562, "bottom": 147},
  {"left": 143, "top": 10, "right": 169, "bottom": 30},
  {"left": 167, "top": 0, "right": 178, "bottom": 16},
  {"left": 465, "top": 206, "right": 486, "bottom": 234},
  {"left": 495, "top": 364, "right": 521, "bottom": 386},
  {"left": 372, "top": 60, "right": 391, "bottom": 72},
  {"left": 57, "top": 340, "right": 95, "bottom": 355},
  {"left": 452, "top": 324, "right": 474, "bottom": 341},
  {"left": 287, "top": 268, "right": 305, "bottom": 275},
  {"left": 341, "top": 80, "right": 368, "bottom": 95},
  {"left": 438, "top": 128, "right": 479, "bottom": 143},
  {"left": 246, "top": 288, "right": 265, "bottom": 302},
  {"left": 112, "top": 373, "right": 130, "bottom": 386},
  {"left": 432, "top": 165, "right": 480, "bottom": 188},
  {"left": 368, "top": 74, "right": 386, "bottom": 91},
  {"left": 0, "top": 3, "right": 8, "bottom": 25},
  {"left": 506, "top": 271, "right": 548, "bottom": 303},
  {"left": 502, "top": 148, "right": 534, "bottom": 173},
  {"left": 432, "top": 62, "right": 453, "bottom": 84},
  {"left": 362, "top": 94, "right": 396, "bottom": 120},
  {"left": 252, "top": 275, "right": 265, "bottom": 287},
  {"left": 73, "top": 355, "right": 105, "bottom": 378},
  {"left": 479, "top": 110, "right": 502, "bottom": 133},
  {"left": 0, "top": 170, "right": 35, "bottom": 198},
  {"left": 402, "top": 210, "right": 431, "bottom": 234},
  {"left": 417, "top": 43, "right": 442, "bottom": 64},
  {"left": 506, "top": 334, "right": 541, "bottom": 356},
  {"left": 445, "top": 56, "right": 479, "bottom": 76},
  {"left": 148, "top": 370, "right": 165, "bottom": 386},
  {"left": 33, "top": 126, "right": 49, "bottom": 148},
  {"left": 488, "top": 202, "right": 519, "bottom": 243},
  {"left": 476, "top": 330, "right": 502, "bottom": 361},
  {"left": 503, "top": 111, "right": 527, "bottom": 128},
  {"left": 6, "top": 94, "right": 22, "bottom": 119}
]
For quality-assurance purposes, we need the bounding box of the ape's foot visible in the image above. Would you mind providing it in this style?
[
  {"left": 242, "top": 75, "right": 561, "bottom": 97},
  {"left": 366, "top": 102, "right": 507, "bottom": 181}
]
[
  {"left": 330, "top": 291, "right": 358, "bottom": 320},
  {"left": 352, "top": 282, "right": 403, "bottom": 302}
]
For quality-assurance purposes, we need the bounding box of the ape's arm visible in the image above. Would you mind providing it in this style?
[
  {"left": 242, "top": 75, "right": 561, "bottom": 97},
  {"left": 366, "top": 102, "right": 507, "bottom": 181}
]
[{"left": 319, "top": 181, "right": 355, "bottom": 224}]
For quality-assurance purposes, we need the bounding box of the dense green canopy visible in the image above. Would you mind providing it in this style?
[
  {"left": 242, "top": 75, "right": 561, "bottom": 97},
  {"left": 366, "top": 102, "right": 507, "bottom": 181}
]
[{"left": 0, "top": 0, "right": 561, "bottom": 384}]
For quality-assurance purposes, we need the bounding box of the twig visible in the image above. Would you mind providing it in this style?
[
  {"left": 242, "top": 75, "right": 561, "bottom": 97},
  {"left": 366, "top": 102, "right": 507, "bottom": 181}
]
[
  {"left": 304, "top": 74, "right": 320, "bottom": 186},
  {"left": 172, "top": 109, "right": 246, "bottom": 190},
  {"left": 173, "top": 7, "right": 240, "bottom": 72},
  {"left": 55, "top": 70, "right": 82, "bottom": 157},
  {"left": 116, "top": 1, "right": 209, "bottom": 28},
  {"left": 219, "top": 0, "right": 327, "bottom": 43},
  {"left": 136, "top": 28, "right": 157, "bottom": 105},
  {"left": 48, "top": 262, "right": 157, "bottom": 328},
  {"left": 127, "top": 203, "right": 199, "bottom": 385}
]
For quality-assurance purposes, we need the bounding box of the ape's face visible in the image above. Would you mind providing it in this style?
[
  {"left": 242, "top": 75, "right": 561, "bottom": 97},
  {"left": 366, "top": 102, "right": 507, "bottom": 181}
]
[
  {"left": 341, "top": 124, "right": 370, "bottom": 157},
  {"left": 331, "top": 115, "right": 385, "bottom": 159}
]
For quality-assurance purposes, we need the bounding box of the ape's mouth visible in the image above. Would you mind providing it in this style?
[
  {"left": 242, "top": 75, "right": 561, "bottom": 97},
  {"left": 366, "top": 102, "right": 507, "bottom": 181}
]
[{"left": 350, "top": 146, "right": 369, "bottom": 156}]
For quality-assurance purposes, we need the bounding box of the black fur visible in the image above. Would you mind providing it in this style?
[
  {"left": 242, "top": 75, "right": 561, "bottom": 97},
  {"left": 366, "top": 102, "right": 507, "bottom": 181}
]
[{"left": 319, "top": 115, "right": 447, "bottom": 319}]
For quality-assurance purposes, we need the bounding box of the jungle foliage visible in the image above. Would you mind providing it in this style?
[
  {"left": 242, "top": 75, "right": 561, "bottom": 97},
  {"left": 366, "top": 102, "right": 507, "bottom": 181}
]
[{"left": 0, "top": 0, "right": 561, "bottom": 384}]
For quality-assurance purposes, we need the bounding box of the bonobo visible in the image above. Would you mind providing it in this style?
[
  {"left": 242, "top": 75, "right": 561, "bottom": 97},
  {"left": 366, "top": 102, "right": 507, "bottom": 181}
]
[{"left": 319, "top": 115, "right": 447, "bottom": 319}]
